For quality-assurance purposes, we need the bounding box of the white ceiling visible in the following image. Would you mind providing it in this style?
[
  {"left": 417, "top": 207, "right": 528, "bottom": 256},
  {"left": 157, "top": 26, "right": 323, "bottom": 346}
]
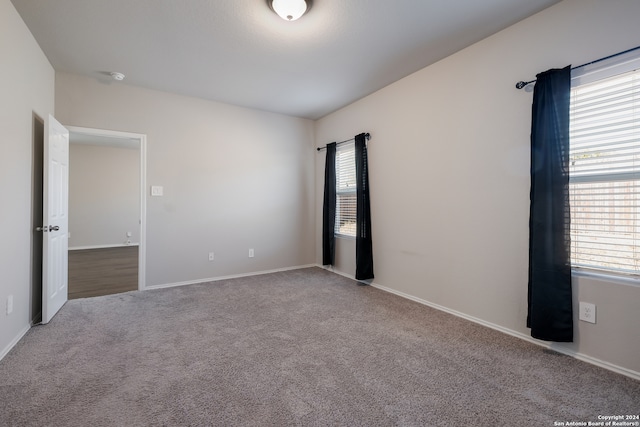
[{"left": 13, "top": 0, "right": 561, "bottom": 120}]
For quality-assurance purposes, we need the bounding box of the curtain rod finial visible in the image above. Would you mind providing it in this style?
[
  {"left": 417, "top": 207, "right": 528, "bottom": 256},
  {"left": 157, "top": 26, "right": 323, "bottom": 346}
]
[{"left": 516, "top": 80, "right": 536, "bottom": 90}]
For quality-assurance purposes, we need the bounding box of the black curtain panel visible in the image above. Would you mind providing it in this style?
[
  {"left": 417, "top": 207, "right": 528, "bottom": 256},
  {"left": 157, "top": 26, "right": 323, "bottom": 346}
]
[
  {"left": 322, "top": 142, "right": 337, "bottom": 266},
  {"left": 355, "top": 133, "right": 374, "bottom": 281},
  {"left": 527, "top": 66, "right": 573, "bottom": 342}
]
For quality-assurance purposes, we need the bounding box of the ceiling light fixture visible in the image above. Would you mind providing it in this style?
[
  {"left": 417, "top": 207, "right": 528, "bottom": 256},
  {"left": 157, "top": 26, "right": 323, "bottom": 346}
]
[
  {"left": 110, "top": 72, "right": 125, "bottom": 81},
  {"left": 268, "top": 0, "right": 311, "bottom": 21}
]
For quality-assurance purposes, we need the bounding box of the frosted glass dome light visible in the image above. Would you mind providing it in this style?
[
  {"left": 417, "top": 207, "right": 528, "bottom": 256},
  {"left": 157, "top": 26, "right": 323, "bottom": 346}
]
[{"left": 270, "top": 0, "right": 309, "bottom": 21}]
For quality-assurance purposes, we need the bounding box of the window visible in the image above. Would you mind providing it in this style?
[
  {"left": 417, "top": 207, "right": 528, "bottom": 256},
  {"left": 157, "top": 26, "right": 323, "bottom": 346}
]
[
  {"left": 569, "top": 51, "right": 640, "bottom": 275},
  {"left": 335, "top": 142, "right": 356, "bottom": 237}
]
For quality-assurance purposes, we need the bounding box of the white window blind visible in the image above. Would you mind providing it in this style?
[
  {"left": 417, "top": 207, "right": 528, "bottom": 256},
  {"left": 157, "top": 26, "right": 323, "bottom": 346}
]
[
  {"left": 335, "top": 143, "right": 356, "bottom": 237},
  {"left": 569, "top": 62, "right": 640, "bottom": 275}
]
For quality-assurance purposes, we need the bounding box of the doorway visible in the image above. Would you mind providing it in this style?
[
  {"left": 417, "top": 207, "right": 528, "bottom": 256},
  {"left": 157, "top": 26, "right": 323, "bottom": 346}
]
[
  {"left": 30, "top": 115, "right": 44, "bottom": 325},
  {"left": 66, "top": 127, "right": 147, "bottom": 297}
]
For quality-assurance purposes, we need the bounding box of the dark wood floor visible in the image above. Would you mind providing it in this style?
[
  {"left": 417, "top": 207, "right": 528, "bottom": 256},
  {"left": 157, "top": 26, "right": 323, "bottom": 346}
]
[{"left": 68, "top": 246, "right": 138, "bottom": 299}]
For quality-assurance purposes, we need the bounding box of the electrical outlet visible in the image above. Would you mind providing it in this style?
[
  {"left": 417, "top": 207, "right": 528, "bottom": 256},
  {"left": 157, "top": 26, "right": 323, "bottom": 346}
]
[
  {"left": 208, "top": 252, "right": 214, "bottom": 261},
  {"left": 249, "top": 248, "right": 254, "bottom": 258},
  {"left": 6, "top": 295, "right": 13, "bottom": 315},
  {"left": 151, "top": 186, "right": 163, "bottom": 196},
  {"left": 579, "top": 302, "right": 596, "bottom": 324}
]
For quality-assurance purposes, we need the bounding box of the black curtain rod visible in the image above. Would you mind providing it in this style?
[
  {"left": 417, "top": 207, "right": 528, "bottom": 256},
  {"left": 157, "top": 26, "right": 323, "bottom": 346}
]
[
  {"left": 515, "top": 45, "right": 640, "bottom": 89},
  {"left": 316, "top": 133, "right": 371, "bottom": 151}
]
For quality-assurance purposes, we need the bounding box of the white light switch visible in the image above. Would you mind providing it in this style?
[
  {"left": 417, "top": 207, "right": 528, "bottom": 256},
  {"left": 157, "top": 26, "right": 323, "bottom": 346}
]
[{"left": 151, "top": 186, "right": 164, "bottom": 196}]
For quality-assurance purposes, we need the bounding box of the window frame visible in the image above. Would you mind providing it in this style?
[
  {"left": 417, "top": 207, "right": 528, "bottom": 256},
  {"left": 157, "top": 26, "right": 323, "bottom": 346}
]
[
  {"left": 568, "top": 49, "right": 640, "bottom": 278},
  {"left": 334, "top": 142, "right": 357, "bottom": 239}
]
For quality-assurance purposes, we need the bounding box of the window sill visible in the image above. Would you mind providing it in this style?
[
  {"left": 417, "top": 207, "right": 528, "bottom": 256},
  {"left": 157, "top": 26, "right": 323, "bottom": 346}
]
[
  {"left": 335, "top": 233, "right": 355, "bottom": 241},
  {"left": 571, "top": 268, "right": 640, "bottom": 288}
]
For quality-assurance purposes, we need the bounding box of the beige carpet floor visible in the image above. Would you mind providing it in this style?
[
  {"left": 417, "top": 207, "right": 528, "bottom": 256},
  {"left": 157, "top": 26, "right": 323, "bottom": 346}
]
[{"left": 1, "top": 267, "right": 638, "bottom": 426}]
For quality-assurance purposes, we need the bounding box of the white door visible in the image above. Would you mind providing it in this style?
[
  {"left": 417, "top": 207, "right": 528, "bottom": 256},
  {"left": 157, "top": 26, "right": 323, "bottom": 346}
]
[{"left": 41, "top": 114, "right": 69, "bottom": 324}]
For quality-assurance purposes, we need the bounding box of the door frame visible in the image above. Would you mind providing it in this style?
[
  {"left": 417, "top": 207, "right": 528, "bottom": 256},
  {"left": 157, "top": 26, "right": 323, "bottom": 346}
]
[{"left": 66, "top": 126, "right": 148, "bottom": 291}]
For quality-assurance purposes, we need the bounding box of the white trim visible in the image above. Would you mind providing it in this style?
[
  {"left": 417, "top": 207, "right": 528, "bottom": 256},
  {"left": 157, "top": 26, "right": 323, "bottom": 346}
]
[
  {"left": 0, "top": 325, "right": 30, "bottom": 362},
  {"left": 335, "top": 234, "right": 356, "bottom": 241},
  {"left": 572, "top": 48, "right": 640, "bottom": 87},
  {"left": 69, "top": 243, "right": 140, "bottom": 251},
  {"left": 317, "top": 264, "right": 640, "bottom": 381},
  {"left": 139, "top": 135, "right": 147, "bottom": 291},
  {"left": 65, "top": 126, "right": 147, "bottom": 292},
  {"left": 66, "top": 126, "right": 145, "bottom": 142},
  {"left": 572, "top": 268, "right": 640, "bottom": 288},
  {"left": 146, "top": 264, "right": 317, "bottom": 291}
]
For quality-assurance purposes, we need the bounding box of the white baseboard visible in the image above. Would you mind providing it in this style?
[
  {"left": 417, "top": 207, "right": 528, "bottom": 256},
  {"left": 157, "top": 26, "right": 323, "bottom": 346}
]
[
  {"left": 0, "top": 324, "right": 30, "bottom": 362},
  {"left": 147, "top": 264, "right": 318, "bottom": 291},
  {"left": 317, "top": 264, "right": 640, "bottom": 381},
  {"left": 69, "top": 243, "right": 139, "bottom": 251}
]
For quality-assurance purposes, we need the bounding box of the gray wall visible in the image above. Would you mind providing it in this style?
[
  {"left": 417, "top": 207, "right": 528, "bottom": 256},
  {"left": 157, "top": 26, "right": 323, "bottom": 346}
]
[
  {"left": 315, "top": 0, "right": 640, "bottom": 376},
  {"left": 55, "top": 73, "right": 316, "bottom": 287},
  {"left": 69, "top": 143, "right": 140, "bottom": 249},
  {"left": 0, "top": 0, "right": 55, "bottom": 357}
]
